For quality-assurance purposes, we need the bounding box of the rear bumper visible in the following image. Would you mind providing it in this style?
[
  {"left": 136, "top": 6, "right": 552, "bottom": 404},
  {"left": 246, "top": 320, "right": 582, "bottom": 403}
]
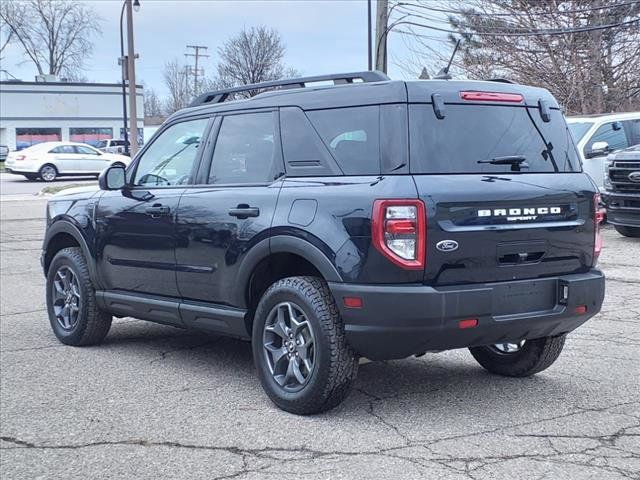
[
  {"left": 329, "top": 270, "right": 605, "bottom": 360},
  {"left": 4, "top": 167, "right": 37, "bottom": 174},
  {"left": 602, "top": 192, "right": 640, "bottom": 227}
]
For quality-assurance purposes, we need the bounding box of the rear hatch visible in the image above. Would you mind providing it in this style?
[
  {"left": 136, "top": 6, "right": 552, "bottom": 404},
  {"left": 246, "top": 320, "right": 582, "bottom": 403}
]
[{"left": 407, "top": 82, "right": 597, "bottom": 287}]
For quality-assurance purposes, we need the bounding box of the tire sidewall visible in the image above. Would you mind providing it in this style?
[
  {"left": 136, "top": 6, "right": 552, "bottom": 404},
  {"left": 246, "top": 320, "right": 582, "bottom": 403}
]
[
  {"left": 252, "top": 280, "right": 334, "bottom": 408},
  {"left": 46, "top": 250, "right": 92, "bottom": 344}
]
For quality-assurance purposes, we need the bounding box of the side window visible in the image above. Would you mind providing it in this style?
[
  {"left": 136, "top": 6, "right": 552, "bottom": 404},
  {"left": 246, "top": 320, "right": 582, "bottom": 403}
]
[
  {"left": 74, "top": 145, "right": 99, "bottom": 155},
  {"left": 306, "top": 106, "right": 380, "bottom": 175},
  {"left": 208, "top": 112, "right": 277, "bottom": 184},
  {"left": 133, "top": 118, "right": 208, "bottom": 187},
  {"left": 586, "top": 122, "right": 628, "bottom": 155},
  {"left": 49, "top": 145, "right": 76, "bottom": 154}
]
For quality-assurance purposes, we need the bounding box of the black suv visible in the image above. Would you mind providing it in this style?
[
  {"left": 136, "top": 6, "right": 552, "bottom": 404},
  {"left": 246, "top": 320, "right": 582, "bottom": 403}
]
[
  {"left": 42, "top": 71, "right": 605, "bottom": 414},
  {"left": 603, "top": 144, "right": 640, "bottom": 237}
]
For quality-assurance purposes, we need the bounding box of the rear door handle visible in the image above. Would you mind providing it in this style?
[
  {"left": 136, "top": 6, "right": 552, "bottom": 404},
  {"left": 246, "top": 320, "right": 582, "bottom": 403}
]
[
  {"left": 228, "top": 205, "right": 260, "bottom": 219},
  {"left": 145, "top": 204, "right": 171, "bottom": 218}
]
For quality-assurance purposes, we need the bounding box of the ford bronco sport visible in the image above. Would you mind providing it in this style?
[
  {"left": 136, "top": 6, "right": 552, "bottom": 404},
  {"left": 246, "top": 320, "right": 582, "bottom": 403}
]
[{"left": 42, "top": 71, "right": 605, "bottom": 414}]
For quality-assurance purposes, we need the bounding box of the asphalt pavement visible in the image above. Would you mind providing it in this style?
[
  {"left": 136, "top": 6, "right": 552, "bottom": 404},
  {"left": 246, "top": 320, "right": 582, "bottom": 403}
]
[
  {"left": 0, "top": 195, "right": 638, "bottom": 479},
  {"left": 0, "top": 172, "right": 96, "bottom": 196}
]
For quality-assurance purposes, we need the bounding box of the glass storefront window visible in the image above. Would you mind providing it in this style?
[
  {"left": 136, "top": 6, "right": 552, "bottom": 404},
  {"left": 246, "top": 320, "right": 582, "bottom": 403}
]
[
  {"left": 69, "top": 127, "right": 113, "bottom": 147},
  {"left": 15, "top": 128, "right": 62, "bottom": 150}
]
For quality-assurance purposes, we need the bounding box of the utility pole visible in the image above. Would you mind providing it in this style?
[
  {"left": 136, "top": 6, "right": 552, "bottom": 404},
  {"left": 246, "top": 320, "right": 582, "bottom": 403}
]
[
  {"left": 367, "top": 0, "right": 372, "bottom": 70},
  {"left": 185, "top": 45, "right": 209, "bottom": 95},
  {"left": 375, "top": 0, "right": 389, "bottom": 73},
  {"left": 125, "top": 0, "right": 139, "bottom": 156}
]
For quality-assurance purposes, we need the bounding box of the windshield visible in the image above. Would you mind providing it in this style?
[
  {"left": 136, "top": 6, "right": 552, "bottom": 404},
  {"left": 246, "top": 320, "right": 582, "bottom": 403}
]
[
  {"left": 410, "top": 104, "right": 580, "bottom": 174},
  {"left": 567, "top": 122, "right": 594, "bottom": 143}
]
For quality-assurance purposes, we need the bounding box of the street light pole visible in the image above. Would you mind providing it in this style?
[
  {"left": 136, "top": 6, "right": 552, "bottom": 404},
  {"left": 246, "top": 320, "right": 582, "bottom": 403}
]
[
  {"left": 125, "top": 0, "right": 139, "bottom": 157},
  {"left": 119, "top": 2, "right": 129, "bottom": 155}
]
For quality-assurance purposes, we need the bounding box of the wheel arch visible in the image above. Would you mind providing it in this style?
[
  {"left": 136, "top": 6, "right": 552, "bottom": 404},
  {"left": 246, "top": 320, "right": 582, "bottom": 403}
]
[
  {"left": 43, "top": 221, "right": 100, "bottom": 287},
  {"left": 237, "top": 235, "right": 343, "bottom": 336}
]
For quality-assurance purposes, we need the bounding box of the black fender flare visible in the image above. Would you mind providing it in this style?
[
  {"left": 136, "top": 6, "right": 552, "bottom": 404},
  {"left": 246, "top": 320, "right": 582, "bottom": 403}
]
[
  {"left": 234, "top": 235, "right": 343, "bottom": 308},
  {"left": 43, "top": 220, "right": 101, "bottom": 288}
]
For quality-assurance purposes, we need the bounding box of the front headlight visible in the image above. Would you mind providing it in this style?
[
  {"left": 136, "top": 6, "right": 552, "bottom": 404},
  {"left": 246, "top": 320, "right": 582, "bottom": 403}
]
[{"left": 603, "top": 161, "right": 613, "bottom": 189}]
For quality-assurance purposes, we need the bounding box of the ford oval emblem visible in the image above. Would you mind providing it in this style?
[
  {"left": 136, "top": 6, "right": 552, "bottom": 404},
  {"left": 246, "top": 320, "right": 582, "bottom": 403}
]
[
  {"left": 436, "top": 240, "right": 459, "bottom": 252},
  {"left": 628, "top": 171, "right": 640, "bottom": 183}
]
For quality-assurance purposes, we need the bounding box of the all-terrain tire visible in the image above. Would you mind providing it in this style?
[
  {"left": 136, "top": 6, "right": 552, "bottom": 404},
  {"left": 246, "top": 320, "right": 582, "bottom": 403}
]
[
  {"left": 614, "top": 225, "right": 640, "bottom": 238},
  {"left": 252, "top": 276, "right": 358, "bottom": 415},
  {"left": 46, "top": 247, "right": 112, "bottom": 346},
  {"left": 469, "top": 335, "right": 566, "bottom": 377}
]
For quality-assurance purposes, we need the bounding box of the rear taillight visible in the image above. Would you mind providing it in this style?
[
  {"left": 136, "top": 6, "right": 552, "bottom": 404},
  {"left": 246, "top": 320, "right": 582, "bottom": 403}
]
[
  {"left": 15, "top": 155, "right": 26, "bottom": 161},
  {"left": 460, "top": 91, "right": 523, "bottom": 103},
  {"left": 593, "top": 193, "right": 604, "bottom": 263},
  {"left": 372, "top": 199, "right": 426, "bottom": 270}
]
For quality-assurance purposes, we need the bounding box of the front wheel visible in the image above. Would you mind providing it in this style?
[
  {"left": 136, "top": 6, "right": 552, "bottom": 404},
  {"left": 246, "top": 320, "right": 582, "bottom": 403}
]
[
  {"left": 46, "top": 247, "right": 112, "bottom": 346},
  {"left": 252, "top": 276, "right": 358, "bottom": 415},
  {"left": 469, "top": 335, "right": 566, "bottom": 377},
  {"left": 614, "top": 225, "right": 640, "bottom": 237}
]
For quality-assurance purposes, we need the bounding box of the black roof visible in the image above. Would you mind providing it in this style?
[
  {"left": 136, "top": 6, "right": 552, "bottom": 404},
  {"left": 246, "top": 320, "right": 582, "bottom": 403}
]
[{"left": 169, "top": 72, "right": 558, "bottom": 122}]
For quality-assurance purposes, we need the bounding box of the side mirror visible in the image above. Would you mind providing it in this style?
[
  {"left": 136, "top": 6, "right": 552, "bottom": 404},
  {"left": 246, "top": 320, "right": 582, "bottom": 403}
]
[
  {"left": 587, "top": 141, "right": 609, "bottom": 158},
  {"left": 99, "top": 165, "right": 126, "bottom": 190}
]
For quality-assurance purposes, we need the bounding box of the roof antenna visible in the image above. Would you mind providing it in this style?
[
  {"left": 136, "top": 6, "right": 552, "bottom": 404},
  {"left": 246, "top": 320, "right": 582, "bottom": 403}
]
[{"left": 434, "top": 39, "right": 461, "bottom": 80}]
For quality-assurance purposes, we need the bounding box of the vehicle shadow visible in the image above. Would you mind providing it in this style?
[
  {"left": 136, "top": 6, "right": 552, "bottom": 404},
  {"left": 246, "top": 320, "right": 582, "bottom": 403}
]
[{"left": 100, "top": 319, "right": 578, "bottom": 421}]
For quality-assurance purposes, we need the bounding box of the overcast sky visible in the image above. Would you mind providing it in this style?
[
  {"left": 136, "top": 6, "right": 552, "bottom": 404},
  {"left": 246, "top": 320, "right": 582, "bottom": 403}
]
[{"left": 1, "top": 0, "right": 434, "bottom": 96}]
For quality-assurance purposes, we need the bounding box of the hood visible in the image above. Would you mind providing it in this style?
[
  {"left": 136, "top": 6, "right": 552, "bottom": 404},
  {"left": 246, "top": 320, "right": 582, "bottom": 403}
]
[{"left": 51, "top": 184, "right": 102, "bottom": 200}]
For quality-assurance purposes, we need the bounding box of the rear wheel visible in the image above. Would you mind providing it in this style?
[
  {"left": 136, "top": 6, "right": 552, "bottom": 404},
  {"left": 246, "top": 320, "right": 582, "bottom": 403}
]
[
  {"left": 39, "top": 164, "right": 57, "bottom": 182},
  {"left": 469, "top": 335, "right": 566, "bottom": 377},
  {"left": 614, "top": 225, "right": 640, "bottom": 237},
  {"left": 252, "top": 276, "right": 358, "bottom": 415}
]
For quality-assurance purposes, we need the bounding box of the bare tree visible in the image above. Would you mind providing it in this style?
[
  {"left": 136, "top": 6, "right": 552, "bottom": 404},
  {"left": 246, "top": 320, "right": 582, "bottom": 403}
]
[
  {"left": 394, "top": 0, "right": 640, "bottom": 114},
  {"left": 143, "top": 85, "right": 163, "bottom": 118},
  {"left": 0, "top": 0, "right": 101, "bottom": 78},
  {"left": 214, "top": 26, "right": 291, "bottom": 97},
  {"left": 163, "top": 59, "right": 191, "bottom": 114},
  {"left": 0, "top": 2, "right": 25, "bottom": 59}
]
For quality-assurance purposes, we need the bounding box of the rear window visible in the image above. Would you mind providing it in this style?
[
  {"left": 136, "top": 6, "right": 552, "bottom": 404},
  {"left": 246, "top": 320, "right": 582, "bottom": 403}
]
[{"left": 410, "top": 104, "right": 580, "bottom": 174}]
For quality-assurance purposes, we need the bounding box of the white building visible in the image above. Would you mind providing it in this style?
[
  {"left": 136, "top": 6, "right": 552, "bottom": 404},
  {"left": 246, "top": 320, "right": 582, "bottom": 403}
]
[{"left": 0, "top": 79, "right": 143, "bottom": 151}]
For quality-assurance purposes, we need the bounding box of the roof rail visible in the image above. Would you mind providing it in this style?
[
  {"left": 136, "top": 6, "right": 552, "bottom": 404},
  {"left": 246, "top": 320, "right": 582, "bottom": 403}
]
[{"left": 188, "top": 71, "right": 390, "bottom": 107}]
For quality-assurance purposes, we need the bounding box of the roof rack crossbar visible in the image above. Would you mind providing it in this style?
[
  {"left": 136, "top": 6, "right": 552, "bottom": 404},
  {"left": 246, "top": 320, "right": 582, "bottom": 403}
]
[{"left": 189, "top": 71, "right": 389, "bottom": 107}]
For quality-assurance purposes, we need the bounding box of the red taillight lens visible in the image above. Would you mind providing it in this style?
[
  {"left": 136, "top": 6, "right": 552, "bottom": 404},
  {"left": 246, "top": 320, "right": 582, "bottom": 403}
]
[
  {"left": 460, "top": 91, "right": 523, "bottom": 103},
  {"left": 593, "top": 193, "right": 603, "bottom": 263},
  {"left": 372, "top": 199, "right": 426, "bottom": 270},
  {"left": 15, "top": 155, "right": 26, "bottom": 161}
]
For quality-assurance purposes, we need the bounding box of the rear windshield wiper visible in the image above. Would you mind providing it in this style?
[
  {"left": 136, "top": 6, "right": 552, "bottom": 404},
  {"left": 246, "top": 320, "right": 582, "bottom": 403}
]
[{"left": 477, "top": 155, "right": 529, "bottom": 172}]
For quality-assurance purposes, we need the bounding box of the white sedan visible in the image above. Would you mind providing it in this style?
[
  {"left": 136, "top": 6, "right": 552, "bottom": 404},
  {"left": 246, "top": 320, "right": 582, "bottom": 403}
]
[{"left": 4, "top": 142, "right": 131, "bottom": 182}]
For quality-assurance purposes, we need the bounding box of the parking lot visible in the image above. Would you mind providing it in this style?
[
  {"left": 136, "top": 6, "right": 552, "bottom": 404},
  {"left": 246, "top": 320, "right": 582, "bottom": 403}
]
[{"left": 0, "top": 192, "right": 638, "bottom": 479}]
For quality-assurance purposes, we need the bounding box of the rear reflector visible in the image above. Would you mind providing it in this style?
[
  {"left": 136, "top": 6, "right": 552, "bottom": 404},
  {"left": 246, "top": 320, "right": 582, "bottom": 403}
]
[
  {"left": 458, "top": 318, "right": 478, "bottom": 329},
  {"left": 15, "top": 155, "right": 26, "bottom": 161},
  {"left": 574, "top": 305, "right": 587, "bottom": 314},
  {"left": 460, "top": 91, "right": 523, "bottom": 103},
  {"left": 343, "top": 297, "right": 363, "bottom": 309}
]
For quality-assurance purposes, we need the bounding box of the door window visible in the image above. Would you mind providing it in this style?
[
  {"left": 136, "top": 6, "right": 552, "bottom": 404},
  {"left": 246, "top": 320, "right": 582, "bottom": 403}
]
[
  {"left": 623, "top": 119, "right": 640, "bottom": 146},
  {"left": 586, "top": 122, "right": 629, "bottom": 155},
  {"left": 208, "top": 112, "right": 277, "bottom": 184},
  {"left": 133, "top": 118, "right": 209, "bottom": 186},
  {"left": 49, "top": 145, "right": 76, "bottom": 154}
]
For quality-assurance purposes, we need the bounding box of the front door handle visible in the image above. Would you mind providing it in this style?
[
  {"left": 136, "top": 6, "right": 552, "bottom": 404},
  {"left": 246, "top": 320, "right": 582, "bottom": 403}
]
[
  {"left": 228, "top": 204, "right": 260, "bottom": 219},
  {"left": 145, "top": 204, "right": 171, "bottom": 218}
]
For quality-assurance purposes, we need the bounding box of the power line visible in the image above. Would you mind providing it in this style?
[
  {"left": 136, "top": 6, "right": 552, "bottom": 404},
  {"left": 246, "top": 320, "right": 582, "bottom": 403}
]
[
  {"left": 393, "top": 0, "right": 640, "bottom": 18},
  {"left": 391, "top": 17, "right": 640, "bottom": 37}
]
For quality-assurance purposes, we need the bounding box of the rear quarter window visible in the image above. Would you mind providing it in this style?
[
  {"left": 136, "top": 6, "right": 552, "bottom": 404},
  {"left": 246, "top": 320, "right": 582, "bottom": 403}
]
[{"left": 306, "top": 106, "right": 380, "bottom": 175}]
